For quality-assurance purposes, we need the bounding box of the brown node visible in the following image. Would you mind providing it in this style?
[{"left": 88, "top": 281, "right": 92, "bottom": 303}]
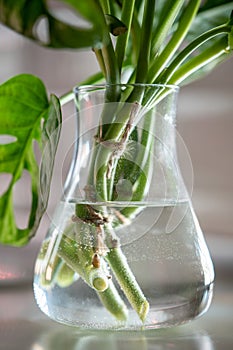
[
  {"left": 86, "top": 205, "right": 109, "bottom": 226},
  {"left": 92, "top": 253, "right": 101, "bottom": 268}
]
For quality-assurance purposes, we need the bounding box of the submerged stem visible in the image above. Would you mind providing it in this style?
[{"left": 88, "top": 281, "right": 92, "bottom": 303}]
[{"left": 106, "top": 246, "right": 149, "bottom": 322}]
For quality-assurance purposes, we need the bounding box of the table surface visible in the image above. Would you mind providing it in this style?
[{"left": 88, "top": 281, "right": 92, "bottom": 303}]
[{"left": 0, "top": 277, "right": 232, "bottom": 350}]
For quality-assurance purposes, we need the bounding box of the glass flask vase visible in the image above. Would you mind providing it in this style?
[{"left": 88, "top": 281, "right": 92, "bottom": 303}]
[{"left": 33, "top": 84, "right": 214, "bottom": 330}]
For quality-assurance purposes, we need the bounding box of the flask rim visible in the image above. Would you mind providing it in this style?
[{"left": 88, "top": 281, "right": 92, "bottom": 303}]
[{"left": 73, "top": 83, "right": 180, "bottom": 95}]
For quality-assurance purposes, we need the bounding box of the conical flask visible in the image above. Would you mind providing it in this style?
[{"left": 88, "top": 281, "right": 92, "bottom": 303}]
[{"left": 33, "top": 84, "right": 214, "bottom": 330}]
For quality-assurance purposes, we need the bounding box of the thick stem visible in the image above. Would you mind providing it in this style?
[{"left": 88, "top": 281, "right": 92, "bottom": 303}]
[
  {"left": 58, "top": 234, "right": 109, "bottom": 292},
  {"left": 134, "top": 0, "right": 156, "bottom": 83},
  {"left": 115, "top": 0, "right": 136, "bottom": 74},
  {"left": 98, "top": 279, "right": 128, "bottom": 321},
  {"left": 58, "top": 234, "right": 128, "bottom": 320},
  {"left": 74, "top": 202, "right": 150, "bottom": 321},
  {"left": 106, "top": 247, "right": 149, "bottom": 322},
  {"left": 101, "top": 41, "right": 121, "bottom": 101}
]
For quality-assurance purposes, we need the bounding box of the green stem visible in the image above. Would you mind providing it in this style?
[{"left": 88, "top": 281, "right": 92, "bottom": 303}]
[
  {"left": 91, "top": 106, "right": 154, "bottom": 322},
  {"left": 130, "top": 9, "right": 142, "bottom": 68},
  {"left": 58, "top": 234, "right": 128, "bottom": 320},
  {"left": 55, "top": 261, "right": 78, "bottom": 288},
  {"left": 141, "top": 25, "right": 231, "bottom": 111},
  {"left": 94, "top": 102, "right": 140, "bottom": 201},
  {"left": 79, "top": 71, "right": 104, "bottom": 85},
  {"left": 58, "top": 233, "right": 109, "bottom": 292},
  {"left": 115, "top": 0, "right": 136, "bottom": 74},
  {"left": 106, "top": 246, "right": 149, "bottom": 322},
  {"left": 59, "top": 91, "right": 74, "bottom": 106},
  {"left": 119, "top": 109, "right": 155, "bottom": 220},
  {"left": 101, "top": 39, "right": 121, "bottom": 101},
  {"left": 93, "top": 83, "right": 158, "bottom": 204},
  {"left": 148, "top": 0, "right": 201, "bottom": 83},
  {"left": 150, "top": 0, "right": 185, "bottom": 57},
  {"left": 75, "top": 202, "right": 150, "bottom": 321},
  {"left": 99, "top": 0, "right": 110, "bottom": 14},
  {"left": 93, "top": 49, "right": 107, "bottom": 79},
  {"left": 156, "top": 24, "right": 232, "bottom": 84},
  {"left": 169, "top": 37, "right": 232, "bottom": 85},
  {"left": 135, "top": 0, "right": 156, "bottom": 83},
  {"left": 59, "top": 71, "right": 104, "bottom": 106},
  {"left": 120, "top": 0, "right": 156, "bottom": 105},
  {"left": 98, "top": 279, "right": 128, "bottom": 321}
]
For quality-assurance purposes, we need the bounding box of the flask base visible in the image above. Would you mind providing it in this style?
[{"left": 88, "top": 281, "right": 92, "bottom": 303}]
[{"left": 34, "top": 281, "right": 214, "bottom": 330}]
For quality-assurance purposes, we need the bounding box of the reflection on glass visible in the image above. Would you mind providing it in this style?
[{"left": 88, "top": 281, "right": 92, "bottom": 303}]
[{"left": 32, "top": 327, "right": 214, "bottom": 350}]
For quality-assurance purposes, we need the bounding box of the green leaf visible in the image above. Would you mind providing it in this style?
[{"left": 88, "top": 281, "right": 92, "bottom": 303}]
[
  {"left": 201, "top": 0, "right": 233, "bottom": 11},
  {"left": 187, "top": 1, "right": 233, "bottom": 40},
  {"left": 0, "top": 74, "right": 61, "bottom": 246},
  {"left": 0, "top": 0, "right": 109, "bottom": 49},
  {"left": 0, "top": 0, "right": 46, "bottom": 37}
]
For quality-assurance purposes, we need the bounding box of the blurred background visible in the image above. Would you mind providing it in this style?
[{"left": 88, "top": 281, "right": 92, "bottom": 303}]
[{"left": 0, "top": 22, "right": 232, "bottom": 285}]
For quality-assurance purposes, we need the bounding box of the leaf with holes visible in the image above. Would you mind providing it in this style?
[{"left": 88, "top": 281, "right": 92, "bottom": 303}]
[
  {"left": 0, "top": 0, "right": 109, "bottom": 48},
  {"left": 0, "top": 74, "right": 61, "bottom": 246}
]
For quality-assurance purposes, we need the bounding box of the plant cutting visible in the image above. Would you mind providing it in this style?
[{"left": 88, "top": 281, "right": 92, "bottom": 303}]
[{"left": 0, "top": 0, "right": 233, "bottom": 329}]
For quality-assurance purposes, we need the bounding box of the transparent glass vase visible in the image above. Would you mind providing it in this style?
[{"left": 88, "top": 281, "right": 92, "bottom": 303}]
[{"left": 33, "top": 84, "right": 214, "bottom": 330}]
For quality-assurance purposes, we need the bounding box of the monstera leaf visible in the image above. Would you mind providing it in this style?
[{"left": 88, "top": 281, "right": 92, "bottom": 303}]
[
  {"left": 0, "top": 0, "right": 109, "bottom": 48},
  {"left": 0, "top": 74, "right": 61, "bottom": 246}
]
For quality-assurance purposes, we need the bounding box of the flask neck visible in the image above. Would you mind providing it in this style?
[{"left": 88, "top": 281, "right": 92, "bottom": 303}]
[{"left": 64, "top": 84, "right": 181, "bottom": 203}]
